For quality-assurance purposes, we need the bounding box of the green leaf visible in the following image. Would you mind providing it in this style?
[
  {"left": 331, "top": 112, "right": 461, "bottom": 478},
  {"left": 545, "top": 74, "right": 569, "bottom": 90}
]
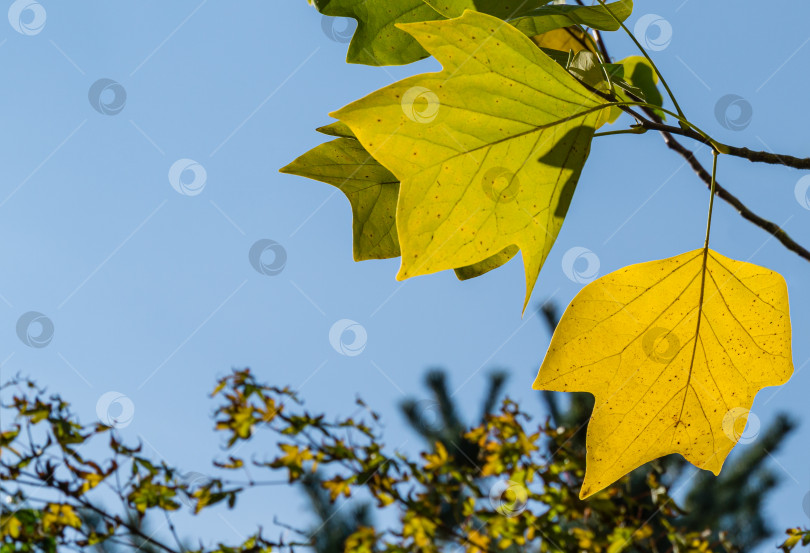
[
  {"left": 510, "top": 0, "right": 633, "bottom": 37},
  {"left": 332, "top": 10, "right": 611, "bottom": 309},
  {"left": 454, "top": 246, "right": 519, "bottom": 280},
  {"left": 316, "top": 120, "right": 357, "bottom": 138},
  {"left": 313, "top": 0, "right": 441, "bottom": 66},
  {"left": 617, "top": 55, "right": 665, "bottom": 120},
  {"left": 283, "top": 127, "right": 518, "bottom": 278},
  {"left": 281, "top": 137, "right": 400, "bottom": 261},
  {"left": 422, "top": 0, "right": 553, "bottom": 20}
]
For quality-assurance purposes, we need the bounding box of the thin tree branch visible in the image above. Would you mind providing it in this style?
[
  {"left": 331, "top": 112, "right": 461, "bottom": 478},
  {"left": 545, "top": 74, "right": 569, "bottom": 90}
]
[
  {"left": 585, "top": 24, "right": 810, "bottom": 263},
  {"left": 718, "top": 145, "right": 810, "bottom": 170},
  {"left": 659, "top": 132, "right": 810, "bottom": 262}
]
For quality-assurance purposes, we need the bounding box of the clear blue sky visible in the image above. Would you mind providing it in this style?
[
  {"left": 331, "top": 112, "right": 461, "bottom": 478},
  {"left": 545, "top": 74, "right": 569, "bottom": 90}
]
[{"left": 1, "top": 1, "right": 809, "bottom": 549}]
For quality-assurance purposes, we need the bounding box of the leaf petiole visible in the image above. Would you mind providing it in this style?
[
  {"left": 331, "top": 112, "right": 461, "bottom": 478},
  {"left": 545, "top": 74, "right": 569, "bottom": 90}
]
[{"left": 594, "top": 0, "right": 686, "bottom": 121}]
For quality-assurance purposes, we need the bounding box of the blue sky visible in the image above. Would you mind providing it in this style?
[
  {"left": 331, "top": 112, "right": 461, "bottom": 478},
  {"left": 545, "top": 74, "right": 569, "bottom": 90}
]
[{"left": 1, "top": 0, "right": 809, "bottom": 549}]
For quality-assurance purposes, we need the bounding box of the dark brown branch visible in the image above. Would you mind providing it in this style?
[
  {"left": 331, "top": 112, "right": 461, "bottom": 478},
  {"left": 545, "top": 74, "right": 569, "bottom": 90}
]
[
  {"left": 720, "top": 145, "right": 810, "bottom": 170},
  {"left": 586, "top": 24, "right": 810, "bottom": 263},
  {"left": 659, "top": 132, "right": 810, "bottom": 262}
]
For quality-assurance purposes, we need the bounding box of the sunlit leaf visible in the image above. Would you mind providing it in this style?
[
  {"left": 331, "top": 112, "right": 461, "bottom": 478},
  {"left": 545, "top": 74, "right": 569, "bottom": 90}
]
[
  {"left": 533, "top": 249, "right": 793, "bottom": 498},
  {"left": 282, "top": 126, "right": 517, "bottom": 277},
  {"left": 332, "top": 10, "right": 612, "bottom": 308}
]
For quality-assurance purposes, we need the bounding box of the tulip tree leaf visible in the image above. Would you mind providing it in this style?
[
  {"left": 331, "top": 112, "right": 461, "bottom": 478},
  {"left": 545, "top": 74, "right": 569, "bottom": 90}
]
[
  {"left": 530, "top": 26, "right": 596, "bottom": 55},
  {"left": 618, "top": 55, "right": 666, "bottom": 120},
  {"left": 313, "top": 0, "right": 442, "bottom": 65},
  {"left": 422, "top": 0, "right": 553, "bottom": 20},
  {"left": 511, "top": 0, "right": 633, "bottom": 37},
  {"left": 316, "top": 120, "right": 357, "bottom": 138},
  {"left": 332, "top": 10, "right": 612, "bottom": 309},
  {"left": 283, "top": 123, "right": 519, "bottom": 278},
  {"left": 533, "top": 249, "right": 793, "bottom": 499},
  {"left": 281, "top": 137, "right": 400, "bottom": 261}
]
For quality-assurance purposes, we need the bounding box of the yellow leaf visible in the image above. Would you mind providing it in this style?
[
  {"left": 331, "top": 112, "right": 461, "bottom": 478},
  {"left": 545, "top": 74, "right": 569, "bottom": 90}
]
[
  {"left": 531, "top": 27, "right": 596, "bottom": 54},
  {"left": 42, "top": 504, "right": 82, "bottom": 532},
  {"left": 332, "top": 10, "right": 611, "bottom": 310},
  {"left": 423, "top": 441, "right": 449, "bottom": 471},
  {"left": 1, "top": 516, "right": 22, "bottom": 538},
  {"left": 533, "top": 249, "right": 793, "bottom": 498}
]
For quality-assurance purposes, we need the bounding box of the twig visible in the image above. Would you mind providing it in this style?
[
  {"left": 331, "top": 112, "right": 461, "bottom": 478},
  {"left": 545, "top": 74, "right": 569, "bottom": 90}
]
[
  {"left": 660, "top": 132, "right": 810, "bottom": 262},
  {"left": 586, "top": 24, "right": 810, "bottom": 263}
]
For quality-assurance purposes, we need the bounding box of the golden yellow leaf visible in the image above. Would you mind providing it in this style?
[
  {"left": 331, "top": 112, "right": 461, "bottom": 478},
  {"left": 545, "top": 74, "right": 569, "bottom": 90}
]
[
  {"left": 533, "top": 249, "right": 793, "bottom": 498},
  {"left": 531, "top": 27, "right": 596, "bottom": 54},
  {"left": 1, "top": 516, "right": 22, "bottom": 538}
]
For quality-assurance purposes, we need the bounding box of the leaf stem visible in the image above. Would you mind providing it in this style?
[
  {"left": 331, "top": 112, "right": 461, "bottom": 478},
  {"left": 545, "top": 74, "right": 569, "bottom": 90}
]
[
  {"left": 594, "top": 0, "right": 686, "bottom": 121},
  {"left": 593, "top": 127, "right": 646, "bottom": 138},
  {"left": 704, "top": 150, "right": 719, "bottom": 250}
]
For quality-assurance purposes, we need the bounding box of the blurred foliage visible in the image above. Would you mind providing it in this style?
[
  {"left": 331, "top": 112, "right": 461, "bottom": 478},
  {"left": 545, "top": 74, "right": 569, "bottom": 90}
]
[{"left": 0, "top": 315, "right": 806, "bottom": 552}]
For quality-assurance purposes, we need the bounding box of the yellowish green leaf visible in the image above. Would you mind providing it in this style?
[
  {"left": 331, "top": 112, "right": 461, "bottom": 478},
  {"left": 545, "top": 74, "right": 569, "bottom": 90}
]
[
  {"left": 422, "top": 0, "right": 552, "bottom": 20},
  {"left": 511, "top": 0, "right": 633, "bottom": 36},
  {"left": 282, "top": 127, "right": 519, "bottom": 277},
  {"left": 533, "top": 249, "right": 793, "bottom": 498},
  {"left": 332, "top": 10, "right": 612, "bottom": 309},
  {"left": 530, "top": 26, "right": 595, "bottom": 54}
]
